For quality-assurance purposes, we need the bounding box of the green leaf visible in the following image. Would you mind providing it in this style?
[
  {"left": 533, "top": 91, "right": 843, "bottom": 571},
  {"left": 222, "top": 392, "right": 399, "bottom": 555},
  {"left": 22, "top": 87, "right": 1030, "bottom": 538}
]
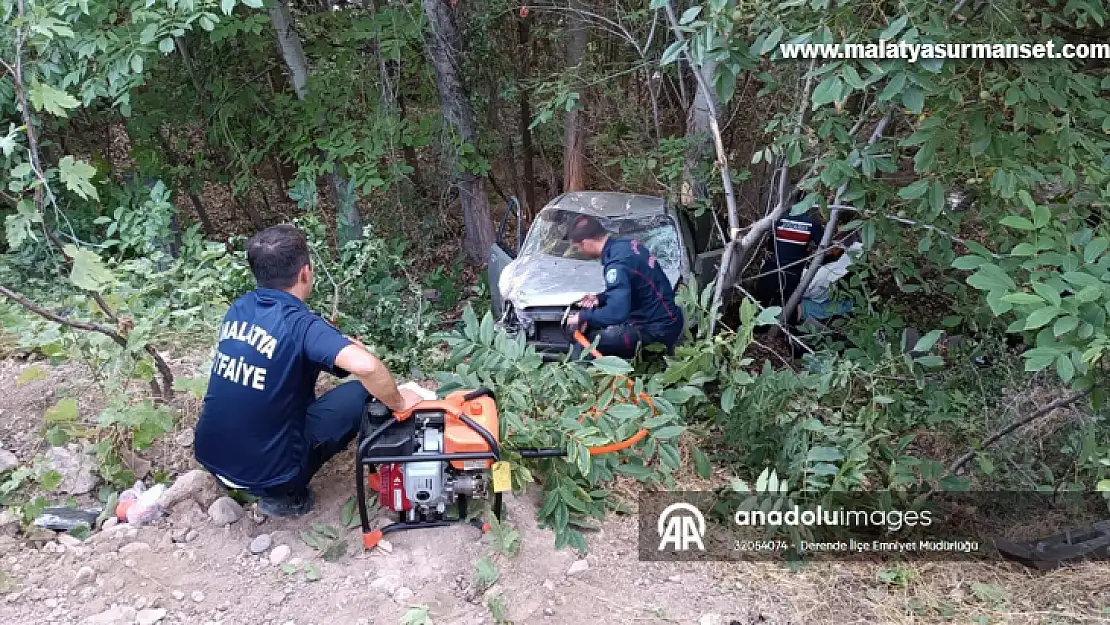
[
  {"left": 1032, "top": 282, "right": 1062, "bottom": 308},
  {"left": 951, "top": 255, "right": 985, "bottom": 270},
  {"left": 221, "top": 0, "right": 235, "bottom": 14},
  {"left": 17, "top": 364, "right": 47, "bottom": 385},
  {"left": 590, "top": 356, "right": 632, "bottom": 376},
  {"left": 999, "top": 216, "right": 1035, "bottom": 230},
  {"left": 902, "top": 87, "right": 925, "bottom": 115},
  {"left": 679, "top": 6, "right": 702, "bottom": 24},
  {"left": 64, "top": 244, "right": 114, "bottom": 292},
  {"left": 912, "top": 329, "right": 943, "bottom": 352},
  {"left": 1056, "top": 353, "right": 1075, "bottom": 383},
  {"left": 242, "top": 0, "right": 264, "bottom": 7},
  {"left": 45, "top": 399, "right": 78, "bottom": 423},
  {"left": 929, "top": 180, "right": 945, "bottom": 214},
  {"left": 761, "top": 27, "right": 784, "bottom": 55},
  {"left": 692, "top": 446, "right": 712, "bottom": 479},
  {"left": 139, "top": 24, "right": 159, "bottom": 45},
  {"left": 842, "top": 64, "right": 866, "bottom": 90},
  {"left": 966, "top": 264, "right": 1015, "bottom": 292},
  {"left": 915, "top": 355, "right": 945, "bottom": 367},
  {"left": 1001, "top": 292, "right": 1044, "bottom": 305},
  {"left": 897, "top": 179, "right": 930, "bottom": 200},
  {"left": 1053, "top": 315, "right": 1078, "bottom": 337},
  {"left": 58, "top": 156, "right": 99, "bottom": 200},
  {"left": 1023, "top": 347, "right": 1059, "bottom": 371},
  {"left": 652, "top": 425, "right": 685, "bottom": 440},
  {"left": 811, "top": 76, "right": 843, "bottom": 108},
  {"left": 304, "top": 564, "right": 320, "bottom": 582},
  {"left": 879, "top": 15, "right": 908, "bottom": 40},
  {"left": 1084, "top": 238, "right": 1108, "bottom": 263},
  {"left": 877, "top": 72, "right": 907, "bottom": 101},
  {"left": 1010, "top": 243, "right": 1039, "bottom": 257},
  {"left": 660, "top": 40, "right": 686, "bottom": 66},
  {"left": 28, "top": 82, "right": 80, "bottom": 117},
  {"left": 158, "top": 38, "right": 176, "bottom": 54},
  {"left": 1024, "top": 306, "right": 1060, "bottom": 330},
  {"left": 807, "top": 446, "right": 843, "bottom": 463}
]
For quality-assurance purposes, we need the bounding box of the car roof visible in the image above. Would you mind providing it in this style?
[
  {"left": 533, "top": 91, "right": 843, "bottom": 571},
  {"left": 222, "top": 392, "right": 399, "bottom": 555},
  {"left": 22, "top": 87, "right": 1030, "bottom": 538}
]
[{"left": 543, "top": 191, "right": 668, "bottom": 219}]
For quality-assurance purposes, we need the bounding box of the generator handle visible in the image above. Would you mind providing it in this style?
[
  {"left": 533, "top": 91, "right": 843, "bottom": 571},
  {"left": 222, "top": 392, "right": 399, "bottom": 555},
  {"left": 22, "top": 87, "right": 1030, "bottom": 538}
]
[{"left": 463, "top": 387, "right": 496, "bottom": 401}]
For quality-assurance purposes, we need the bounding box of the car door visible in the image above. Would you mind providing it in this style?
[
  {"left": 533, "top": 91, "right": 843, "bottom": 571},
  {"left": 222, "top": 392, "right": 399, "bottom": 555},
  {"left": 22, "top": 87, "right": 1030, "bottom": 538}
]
[
  {"left": 679, "top": 205, "right": 727, "bottom": 290},
  {"left": 488, "top": 197, "right": 523, "bottom": 318}
]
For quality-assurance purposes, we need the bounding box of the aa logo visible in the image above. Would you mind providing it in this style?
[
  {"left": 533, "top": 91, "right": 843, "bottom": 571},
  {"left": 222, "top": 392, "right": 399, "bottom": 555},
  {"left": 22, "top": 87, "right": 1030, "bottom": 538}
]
[{"left": 657, "top": 502, "right": 705, "bottom": 551}]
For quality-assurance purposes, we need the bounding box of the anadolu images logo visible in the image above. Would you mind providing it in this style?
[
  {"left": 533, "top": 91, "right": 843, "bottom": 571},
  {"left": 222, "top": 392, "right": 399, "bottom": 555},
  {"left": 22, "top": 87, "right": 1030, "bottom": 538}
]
[{"left": 657, "top": 502, "right": 705, "bottom": 551}]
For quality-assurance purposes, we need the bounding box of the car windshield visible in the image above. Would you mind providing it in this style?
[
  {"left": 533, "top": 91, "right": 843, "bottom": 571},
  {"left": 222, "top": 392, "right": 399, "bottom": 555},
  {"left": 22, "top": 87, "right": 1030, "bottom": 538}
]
[{"left": 520, "top": 208, "right": 682, "bottom": 274}]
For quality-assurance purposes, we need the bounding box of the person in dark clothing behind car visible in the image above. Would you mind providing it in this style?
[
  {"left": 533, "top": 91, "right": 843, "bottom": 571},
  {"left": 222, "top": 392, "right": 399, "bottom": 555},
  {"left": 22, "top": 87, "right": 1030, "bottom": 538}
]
[
  {"left": 193, "top": 225, "right": 424, "bottom": 518},
  {"left": 564, "top": 215, "right": 685, "bottom": 359},
  {"left": 755, "top": 206, "right": 825, "bottom": 309}
]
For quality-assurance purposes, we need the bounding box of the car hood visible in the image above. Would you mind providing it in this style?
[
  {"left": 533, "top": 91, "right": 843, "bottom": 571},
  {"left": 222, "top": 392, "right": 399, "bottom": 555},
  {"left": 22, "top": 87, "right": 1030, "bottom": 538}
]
[{"left": 498, "top": 254, "right": 605, "bottom": 309}]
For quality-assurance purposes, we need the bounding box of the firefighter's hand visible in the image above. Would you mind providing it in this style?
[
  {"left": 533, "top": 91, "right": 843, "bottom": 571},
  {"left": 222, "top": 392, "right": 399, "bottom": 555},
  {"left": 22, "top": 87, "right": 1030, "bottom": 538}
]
[
  {"left": 566, "top": 312, "right": 580, "bottom": 327},
  {"left": 346, "top": 334, "right": 368, "bottom": 351},
  {"left": 397, "top": 388, "right": 424, "bottom": 413},
  {"left": 577, "top": 293, "right": 599, "bottom": 308}
]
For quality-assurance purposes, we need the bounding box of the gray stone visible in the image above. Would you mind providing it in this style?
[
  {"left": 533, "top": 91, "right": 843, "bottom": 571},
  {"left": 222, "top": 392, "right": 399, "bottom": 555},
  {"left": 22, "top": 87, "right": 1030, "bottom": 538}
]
[
  {"left": 175, "top": 428, "right": 194, "bottom": 448},
  {"left": 0, "top": 449, "right": 18, "bottom": 473},
  {"left": 101, "top": 518, "right": 118, "bottom": 531},
  {"left": 207, "top": 497, "right": 244, "bottom": 525},
  {"left": 157, "top": 470, "right": 222, "bottom": 511},
  {"left": 73, "top": 566, "right": 96, "bottom": 586},
  {"left": 137, "top": 608, "right": 167, "bottom": 625},
  {"left": 120, "top": 542, "right": 152, "bottom": 555},
  {"left": 192, "top": 591, "right": 205, "bottom": 603},
  {"left": 172, "top": 591, "right": 185, "bottom": 601},
  {"left": 45, "top": 445, "right": 98, "bottom": 495},
  {"left": 269, "top": 545, "right": 291, "bottom": 566},
  {"left": 249, "top": 534, "right": 272, "bottom": 554},
  {"left": 393, "top": 587, "right": 414, "bottom": 604},
  {"left": 84, "top": 605, "right": 138, "bottom": 624},
  {"left": 370, "top": 575, "right": 400, "bottom": 594},
  {"left": 566, "top": 559, "right": 589, "bottom": 576},
  {"left": 699, "top": 615, "right": 723, "bottom": 625}
]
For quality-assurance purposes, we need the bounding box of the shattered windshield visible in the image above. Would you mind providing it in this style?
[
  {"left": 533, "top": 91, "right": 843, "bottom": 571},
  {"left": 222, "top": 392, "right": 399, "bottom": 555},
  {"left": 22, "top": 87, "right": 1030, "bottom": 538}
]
[{"left": 520, "top": 208, "right": 682, "bottom": 274}]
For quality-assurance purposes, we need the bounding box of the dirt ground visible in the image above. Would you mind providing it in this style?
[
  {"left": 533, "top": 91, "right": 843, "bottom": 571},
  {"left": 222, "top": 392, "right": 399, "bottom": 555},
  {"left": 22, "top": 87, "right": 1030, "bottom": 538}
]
[{"left": 0, "top": 355, "right": 1107, "bottom": 625}]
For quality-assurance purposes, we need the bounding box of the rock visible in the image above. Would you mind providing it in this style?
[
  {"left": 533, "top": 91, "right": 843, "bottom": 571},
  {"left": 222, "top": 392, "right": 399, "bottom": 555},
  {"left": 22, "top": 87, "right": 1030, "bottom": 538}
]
[
  {"left": 541, "top": 580, "right": 555, "bottom": 592},
  {"left": 566, "top": 559, "right": 589, "bottom": 576},
  {"left": 207, "top": 497, "right": 244, "bottom": 525},
  {"left": 172, "top": 590, "right": 185, "bottom": 601},
  {"left": 101, "top": 518, "right": 118, "bottom": 531},
  {"left": 375, "top": 539, "right": 393, "bottom": 553},
  {"left": 73, "top": 567, "right": 97, "bottom": 586},
  {"left": 370, "top": 575, "right": 400, "bottom": 594},
  {"left": 667, "top": 575, "right": 681, "bottom": 583},
  {"left": 0, "top": 449, "right": 17, "bottom": 473},
  {"left": 45, "top": 445, "right": 98, "bottom": 495},
  {"left": 119, "top": 542, "right": 152, "bottom": 555},
  {"left": 175, "top": 428, "right": 194, "bottom": 448},
  {"left": 185, "top": 529, "right": 199, "bottom": 543},
  {"left": 137, "top": 608, "right": 167, "bottom": 625},
  {"left": 85, "top": 605, "right": 138, "bottom": 625},
  {"left": 269, "top": 545, "right": 291, "bottom": 566},
  {"left": 393, "top": 587, "right": 414, "bottom": 603},
  {"left": 57, "top": 532, "right": 83, "bottom": 548},
  {"left": 0, "top": 510, "right": 18, "bottom": 536},
  {"left": 249, "top": 534, "right": 272, "bottom": 554},
  {"left": 543, "top": 608, "right": 555, "bottom": 617},
  {"left": 157, "top": 470, "right": 222, "bottom": 511},
  {"left": 118, "top": 449, "right": 152, "bottom": 480},
  {"left": 45, "top": 597, "right": 58, "bottom": 609},
  {"left": 192, "top": 591, "right": 205, "bottom": 603},
  {"left": 699, "top": 615, "right": 723, "bottom": 625}
]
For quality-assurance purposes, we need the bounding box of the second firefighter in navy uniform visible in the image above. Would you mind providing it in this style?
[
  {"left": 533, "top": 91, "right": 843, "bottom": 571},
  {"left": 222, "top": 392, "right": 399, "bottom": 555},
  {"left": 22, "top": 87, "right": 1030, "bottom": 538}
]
[{"left": 755, "top": 209, "right": 825, "bottom": 310}]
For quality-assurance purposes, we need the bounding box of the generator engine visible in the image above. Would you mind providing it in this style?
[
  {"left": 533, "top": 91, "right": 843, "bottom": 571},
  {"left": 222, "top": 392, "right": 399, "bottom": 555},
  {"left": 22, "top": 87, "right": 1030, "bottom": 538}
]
[{"left": 362, "top": 390, "right": 499, "bottom": 522}]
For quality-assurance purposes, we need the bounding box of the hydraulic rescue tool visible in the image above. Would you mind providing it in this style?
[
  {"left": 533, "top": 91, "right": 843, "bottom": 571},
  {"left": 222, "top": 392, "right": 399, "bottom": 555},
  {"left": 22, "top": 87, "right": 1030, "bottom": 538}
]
[{"left": 355, "top": 311, "right": 653, "bottom": 549}]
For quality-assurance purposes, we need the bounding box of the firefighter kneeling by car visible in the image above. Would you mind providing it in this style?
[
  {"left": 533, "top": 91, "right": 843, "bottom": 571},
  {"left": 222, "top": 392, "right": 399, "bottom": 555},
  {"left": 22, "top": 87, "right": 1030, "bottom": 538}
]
[{"left": 564, "top": 214, "right": 685, "bottom": 359}]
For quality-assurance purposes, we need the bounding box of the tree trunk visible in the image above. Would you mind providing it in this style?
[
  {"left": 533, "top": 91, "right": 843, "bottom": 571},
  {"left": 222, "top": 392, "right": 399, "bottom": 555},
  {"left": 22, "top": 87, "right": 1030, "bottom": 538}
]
[
  {"left": 682, "top": 57, "right": 718, "bottom": 206},
  {"left": 517, "top": 13, "right": 537, "bottom": 217},
  {"left": 562, "top": 0, "right": 588, "bottom": 193},
  {"left": 422, "top": 0, "right": 494, "bottom": 267},
  {"left": 269, "top": 0, "right": 361, "bottom": 243}
]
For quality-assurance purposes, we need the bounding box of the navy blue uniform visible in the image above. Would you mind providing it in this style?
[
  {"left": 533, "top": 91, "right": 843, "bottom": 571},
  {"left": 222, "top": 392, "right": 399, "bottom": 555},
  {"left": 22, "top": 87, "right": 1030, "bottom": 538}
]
[
  {"left": 194, "top": 288, "right": 367, "bottom": 496},
  {"left": 756, "top": 213, "right": 824, "bottom": 310},
  {"left": 578, "top": 237, "right": 684, "bottom": 357}
]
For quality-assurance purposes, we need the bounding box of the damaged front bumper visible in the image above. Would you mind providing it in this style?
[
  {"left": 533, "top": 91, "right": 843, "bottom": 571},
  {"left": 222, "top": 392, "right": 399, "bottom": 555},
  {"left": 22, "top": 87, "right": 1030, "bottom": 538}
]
[{"left": 496, "top": 302, "right": 576, "bottom": 361}]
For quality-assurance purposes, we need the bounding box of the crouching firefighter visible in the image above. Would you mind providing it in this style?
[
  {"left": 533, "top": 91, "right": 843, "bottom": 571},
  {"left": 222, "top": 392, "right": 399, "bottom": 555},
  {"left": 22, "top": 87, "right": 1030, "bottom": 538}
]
[{"left": 564, "top": 214, "right": 684, "bottom": 359}]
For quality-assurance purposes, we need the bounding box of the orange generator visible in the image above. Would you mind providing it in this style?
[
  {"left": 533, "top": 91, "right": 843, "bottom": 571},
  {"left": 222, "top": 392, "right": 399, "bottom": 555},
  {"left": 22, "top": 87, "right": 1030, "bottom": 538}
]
[{"left": 356, "top": 388, "right": 505, "bottom": 548}]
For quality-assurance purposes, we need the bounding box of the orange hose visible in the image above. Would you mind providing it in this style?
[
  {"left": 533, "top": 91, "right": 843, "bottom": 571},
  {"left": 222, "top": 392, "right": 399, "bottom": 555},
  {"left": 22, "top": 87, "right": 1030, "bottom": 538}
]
[{"left": 572, "top": 329, "right": 653, "bottom": 456}]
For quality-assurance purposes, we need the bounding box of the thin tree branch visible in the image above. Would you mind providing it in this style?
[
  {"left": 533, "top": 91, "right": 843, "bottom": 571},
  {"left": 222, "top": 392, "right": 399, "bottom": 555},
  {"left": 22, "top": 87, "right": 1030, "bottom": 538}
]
[
  {"left": 946, "top": 390, "right": 1091, "bottom": 476},
  {"left": 775, "top": 111, "right": 893, "bottom": 332},
  {"left": 0, "top": 285, "right": 127, "bottom": 343}
]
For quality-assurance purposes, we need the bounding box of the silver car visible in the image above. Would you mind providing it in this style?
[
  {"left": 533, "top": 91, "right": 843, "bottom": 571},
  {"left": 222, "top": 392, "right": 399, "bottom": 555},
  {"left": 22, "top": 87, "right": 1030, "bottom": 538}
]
[{"left": 488, "top": 191, "right": 726, "bottom": 359}]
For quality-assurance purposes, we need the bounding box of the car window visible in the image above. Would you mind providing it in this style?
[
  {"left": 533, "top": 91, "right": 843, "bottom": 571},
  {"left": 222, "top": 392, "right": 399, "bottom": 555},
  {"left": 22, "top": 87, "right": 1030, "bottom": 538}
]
[{"left": 520, "top": 209, "right": 682, "bottom": 274}]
